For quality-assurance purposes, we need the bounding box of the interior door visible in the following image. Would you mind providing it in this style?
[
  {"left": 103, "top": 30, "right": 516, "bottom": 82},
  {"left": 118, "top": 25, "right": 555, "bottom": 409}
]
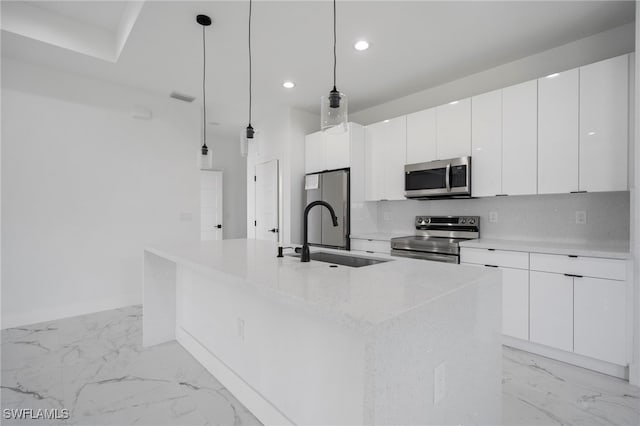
[
  {"left": 201, "top": 170, "right": 223, "bottom": 241},
  {"left": 255, "top": 159, "right": 279, "bottom": 241}
]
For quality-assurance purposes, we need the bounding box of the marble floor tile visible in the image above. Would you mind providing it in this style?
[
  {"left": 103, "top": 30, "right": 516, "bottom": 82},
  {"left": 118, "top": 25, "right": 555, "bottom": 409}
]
[{"left": 2, "top": 305, "right": 639, "bottom": 425}]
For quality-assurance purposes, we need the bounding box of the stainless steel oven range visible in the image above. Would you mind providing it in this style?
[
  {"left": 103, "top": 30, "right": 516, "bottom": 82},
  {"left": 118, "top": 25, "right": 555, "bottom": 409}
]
[{"left": 390, "top": 216, "right": 479, "bottom": 263}]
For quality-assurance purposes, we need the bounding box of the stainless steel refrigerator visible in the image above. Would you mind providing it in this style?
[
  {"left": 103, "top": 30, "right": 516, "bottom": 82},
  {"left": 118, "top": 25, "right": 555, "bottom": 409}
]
[{"left": 304, "top": 168, "right": 350, "bottom": 250}]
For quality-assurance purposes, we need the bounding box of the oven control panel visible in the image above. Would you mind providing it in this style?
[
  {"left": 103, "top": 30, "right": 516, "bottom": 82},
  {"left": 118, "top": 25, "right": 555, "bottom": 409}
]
[{"left": 414, "top": 216, "right": 479, "bottom": 228}]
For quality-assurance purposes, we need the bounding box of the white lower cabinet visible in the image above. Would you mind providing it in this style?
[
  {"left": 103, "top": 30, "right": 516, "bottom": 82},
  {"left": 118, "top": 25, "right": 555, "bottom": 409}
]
[
  {"left": 461, "top": 246, "right": 630, "bottom": 370},
  {"left": 350, "top": 238, "right": 390, "bottom": 254},
  {"left": 574, "top": 277, "right": 627, "bottom": 365},
  {"left": 529, "top": 271, "right": 574, "bottom": 352},
  {"left": 501, "top": 267, "right": 529, "bottom": 340}
]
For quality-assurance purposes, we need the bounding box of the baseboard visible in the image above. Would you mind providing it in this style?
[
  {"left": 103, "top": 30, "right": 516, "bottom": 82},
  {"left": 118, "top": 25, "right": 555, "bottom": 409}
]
[
  {"left": 1, "top": 294, "right": 141, "bottom": 329},
  {"left": 176, "top": 326, "right": 294, "bottom": 426},
  {"left": 629, "top": 363, "right": 640, "bottom": 387},
  {"left": 503, "top": 336, "right": 628, "bottom": 380}
]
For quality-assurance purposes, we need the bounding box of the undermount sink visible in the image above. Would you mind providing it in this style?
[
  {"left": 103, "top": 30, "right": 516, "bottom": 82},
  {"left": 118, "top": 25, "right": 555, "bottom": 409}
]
[{"left": 288, "top": 251, "right": 391, "bottom": 268}]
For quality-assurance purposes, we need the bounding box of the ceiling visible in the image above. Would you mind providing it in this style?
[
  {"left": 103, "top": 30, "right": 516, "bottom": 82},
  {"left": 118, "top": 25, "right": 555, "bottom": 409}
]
[{"left": 1, "top": 1, "right": 635, "bottom": 134}]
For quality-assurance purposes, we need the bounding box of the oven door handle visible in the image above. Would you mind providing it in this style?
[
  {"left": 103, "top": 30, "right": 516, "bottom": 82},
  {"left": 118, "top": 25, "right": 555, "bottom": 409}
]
[
  {"left": 445, "top": 163, "right": 451, "bottom": 192},
  {"left": 391, "top": 249, "right": 458, "bottom": 263}
]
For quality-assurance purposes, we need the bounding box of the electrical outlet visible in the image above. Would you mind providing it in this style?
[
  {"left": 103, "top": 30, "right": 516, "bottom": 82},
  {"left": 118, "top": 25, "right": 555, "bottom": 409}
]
[
  {"left": 576, "top": 211, "right": 587, "bottom": 225},
  {"left": 489, "top": 211, "right": 498, "bottom": 223},
  {"left": 434, "top": 362, "right": 446, "bottom": 404},
  {"left": 383, "top": 211, "right": 392, "bottom": 221},
  {"left": 237, "top": 318, "right": 245, "bottom": 341}
]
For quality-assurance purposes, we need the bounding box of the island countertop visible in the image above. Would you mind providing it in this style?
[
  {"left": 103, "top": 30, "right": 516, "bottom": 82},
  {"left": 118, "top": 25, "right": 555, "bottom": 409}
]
[{"left": 145, "top": 238, "right": 499, "bottom": 327}]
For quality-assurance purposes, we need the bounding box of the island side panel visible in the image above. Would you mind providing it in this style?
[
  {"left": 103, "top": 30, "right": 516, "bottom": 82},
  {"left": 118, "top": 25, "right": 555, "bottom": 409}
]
[
  {"left": 175, "top": 265, "right": 367, "bottom": 426},
  {"left": 364, "top": 270, "right": 502, "bottom": 425},
  {"left": 143, "top": 250, "right": 177, "bottom": 347}
]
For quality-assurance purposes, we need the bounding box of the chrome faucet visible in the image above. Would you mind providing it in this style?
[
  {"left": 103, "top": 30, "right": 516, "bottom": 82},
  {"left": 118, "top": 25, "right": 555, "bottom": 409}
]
[{"left": 301, "top": 201, "right": 338, "bottom": 262}]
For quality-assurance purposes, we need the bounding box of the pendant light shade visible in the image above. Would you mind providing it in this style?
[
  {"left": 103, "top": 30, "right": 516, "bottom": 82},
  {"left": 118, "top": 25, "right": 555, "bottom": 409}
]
[
  {"left": 197, "top": 14, "right": 212, "bottom": 162},
  {"left": 321, "top": 0, "right": 347, "bottom": 133},
  {"left": 241, "top": 0, "right": 255, "bottom": 157}
]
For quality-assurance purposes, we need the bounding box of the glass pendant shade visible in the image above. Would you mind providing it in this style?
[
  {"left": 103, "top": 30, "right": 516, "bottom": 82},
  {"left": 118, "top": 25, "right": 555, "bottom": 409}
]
[
  {"left": 321, "top": 89, "right": 348, "bottom": 133},
  {"left": 240, "top": 125, "right": 255, "bottom": 157}
]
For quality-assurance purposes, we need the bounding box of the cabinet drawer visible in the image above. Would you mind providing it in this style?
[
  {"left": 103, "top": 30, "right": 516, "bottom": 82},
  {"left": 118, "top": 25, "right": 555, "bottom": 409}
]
[
  {"left": 460, "top": 247, "right": 529, "bottom": 269},
  {"left": 530, "top": 253, "right": 626, "bottom": 281},
  {"left": 351, "top": 239, "right": 390, "bottom": 254}
]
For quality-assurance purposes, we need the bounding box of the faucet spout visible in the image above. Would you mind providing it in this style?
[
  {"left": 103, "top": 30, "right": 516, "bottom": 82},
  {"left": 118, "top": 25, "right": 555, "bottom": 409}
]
[{"left": 301, "top": 201, "right": 339, "bottom": 262}]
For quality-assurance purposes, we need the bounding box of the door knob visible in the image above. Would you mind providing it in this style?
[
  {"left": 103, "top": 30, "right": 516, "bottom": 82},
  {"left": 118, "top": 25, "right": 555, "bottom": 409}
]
[
  {"left": 216, "top": 224, "right": 222, "bottom": 229},
  {"left": 268, "top": 228, "right": 279, "bottom": 233}
]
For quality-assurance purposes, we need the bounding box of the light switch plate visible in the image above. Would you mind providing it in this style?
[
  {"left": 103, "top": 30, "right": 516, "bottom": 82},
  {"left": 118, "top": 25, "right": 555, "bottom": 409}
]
[
  {"left": 489, "top": 211, "right": 498, "bottom": 223},
  {"left": 576, "top": 211, "right": 587, "bottom": 225},
  {"left": 383, "top": 211, "right": 392, "bottom": 221}
]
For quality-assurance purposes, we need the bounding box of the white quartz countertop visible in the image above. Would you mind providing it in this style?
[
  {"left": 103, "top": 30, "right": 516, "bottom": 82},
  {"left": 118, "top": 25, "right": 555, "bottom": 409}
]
[
  {"left": 145, "top": 239, "right": 498, "bottom": 327},
  {"left": 459, "top": 238, "right": 631, "bottom": 259},
  {"left": 350, "top": 232, "right": 403, "bottom": 241}
]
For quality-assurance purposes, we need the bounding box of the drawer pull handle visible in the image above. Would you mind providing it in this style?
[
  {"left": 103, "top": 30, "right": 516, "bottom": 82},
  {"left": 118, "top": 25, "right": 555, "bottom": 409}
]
[
  {"left": 366, "top": 251, "right": 374, "bottom": 254},
  {"left": 564, "top": 273, "right": 583, "bottom": 278},
  {"left": 484, "top": 264, "right": 499, "bottom": 268},
  {"left": 487, "top": 248, "right": 495, "bottom": 251},
  {"left": 568, "top": 255, "right": 578, "bottom": 258}
]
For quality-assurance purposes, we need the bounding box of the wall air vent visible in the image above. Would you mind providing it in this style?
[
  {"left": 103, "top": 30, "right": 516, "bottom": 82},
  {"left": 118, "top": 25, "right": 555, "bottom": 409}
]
[{"left": 170, "top": 91, "right": 196, "bottom": 103}]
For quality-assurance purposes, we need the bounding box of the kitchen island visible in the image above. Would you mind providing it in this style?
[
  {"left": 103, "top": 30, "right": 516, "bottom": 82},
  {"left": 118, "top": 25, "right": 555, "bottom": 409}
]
[{"left": 143, "top": 239, "right": 502, "bottom": 425}]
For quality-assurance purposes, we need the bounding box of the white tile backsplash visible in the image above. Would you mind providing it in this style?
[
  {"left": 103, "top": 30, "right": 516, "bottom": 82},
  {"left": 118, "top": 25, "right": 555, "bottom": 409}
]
[{"left": 376, "top": 191, "right": 630, "bottom": 244}]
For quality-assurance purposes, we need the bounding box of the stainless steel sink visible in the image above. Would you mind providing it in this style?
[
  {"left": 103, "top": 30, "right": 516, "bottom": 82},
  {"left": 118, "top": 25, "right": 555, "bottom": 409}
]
[{"left": 288, "top": 251, "right": 391, "bottom": 268}]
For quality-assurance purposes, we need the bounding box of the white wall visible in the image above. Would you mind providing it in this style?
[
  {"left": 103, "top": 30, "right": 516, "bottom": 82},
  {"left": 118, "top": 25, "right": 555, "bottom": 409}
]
[
  {"left": 351, "top": 23, "right": 635, "bottom": 125},
  {"left": 1, "top": 58, "right": 200, "bottom": 328},
  {"left": 631, "top": 0, "right": 640, "bottom": 387},
  {"left": 378, "top": 192, "right": 630, "bottom": 245},
  {"left": 209, "top": 131, "right": 247, "bottom": 239},
  {"left": 246, "top": 106, "right": 318, "bottom": 246}
]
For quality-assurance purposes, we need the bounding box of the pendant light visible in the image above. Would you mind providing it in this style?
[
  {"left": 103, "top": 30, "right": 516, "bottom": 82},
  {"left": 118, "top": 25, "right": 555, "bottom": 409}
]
[
  {"left": 240, "top": 0, "right": 254, "bottom": 157},
  {"left": 320, "top": 0, "right": 347, "bottom": 133},
  {"left": 197, "top": 14, "right": 212, "bottom": 165}
]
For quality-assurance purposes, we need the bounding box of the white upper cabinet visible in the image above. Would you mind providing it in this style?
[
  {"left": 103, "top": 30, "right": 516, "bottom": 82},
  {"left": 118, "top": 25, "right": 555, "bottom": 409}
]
[
  {"left": 502, "top": 80, "right": 538, "bottom": 195},
  {"left": 324, "top": 131, "right": 351, "bottom": 172},
  {"left": 406, "top": 107, "right": 437, "bottom": 164},
  {"left": 538, "top": 69, "right": 579, "bottom": 194},
  {"left": 471, "top": 90, "right": 502, "bottom": 197},
  {"left": 304, "top": 131, "right": 325, "bottom": 174},
  {"left": 365, "top": 116, "right": 407, "bottom": 201},
  {"left": 304, "top": 124, "right": 358, "bottom": 174},
  {"left": 579, "top": 54, "right": 629, "bottom": 192},
  {"left": 436, "top": 98, "right": 471, "bottom": 159}
]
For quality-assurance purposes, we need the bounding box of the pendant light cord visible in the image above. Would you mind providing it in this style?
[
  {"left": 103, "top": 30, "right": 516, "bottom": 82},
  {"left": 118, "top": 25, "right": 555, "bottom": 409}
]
[
  {"left": 248, "top": 0, "right": 252, "bottom": 126},
  {"left": 333, "top": 0, "right": 337, "bottom": 89},
  {"left": 202, "top": 25, "right": 207, "bottom": 148}
]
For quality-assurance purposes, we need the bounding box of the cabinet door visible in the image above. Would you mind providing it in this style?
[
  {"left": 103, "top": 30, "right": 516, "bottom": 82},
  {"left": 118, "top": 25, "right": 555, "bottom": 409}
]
[
  {"left": 365, "top": 120, "right": 404, "bottom": 201},
  {"left": 305, "top": 131, "right": 325, "bottom": 174},
  {"left": 529, "top": 271, "right": 573, "bottom": 352},
  {"left": 538, "top": 69, "right": 579, "bottom": 194},
  {"left": 502, "top": 80, "right": 538, "bottom": 195},
  {"left": 383, "top": 116, "right": 408, "bottom": 200},
  {"left": 579, "top": 54, "right": 629, "bottom": 192},
  {"left": 436, "top": 98, "right": 471, "bottom": 159},
  {"left": 406, "top": 108, "right": 437, "bottom": 164},
  {"left": 574, "top": 277, "right": 627, "bottom": 365},
  {"left": 324, "top": 129, "right": 351, "bottom": 171},
  {"left": 471, "top": 90, "right": 502, "bottom": 197},
  {"left": 501, "top": 267, "right": 529, "bottom": 340}
]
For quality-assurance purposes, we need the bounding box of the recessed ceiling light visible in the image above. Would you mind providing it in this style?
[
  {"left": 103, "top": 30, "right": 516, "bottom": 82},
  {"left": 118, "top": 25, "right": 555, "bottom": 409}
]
[
  {"left": 283, "top": 81, "right": 295, "bottom": 89},
  {"left": 545, "top": 73, "right": 560, "bottom": 79},
  {"left": 588, "top": 131, "right": 596, "bottom": 136},
  {"left": 383, "top": 119, "right": 390, "bottom": 123},
  {"left": 354, "top": 40, "right": 369, "bottom": 51},
  {"left": 449, "top": 100, "right": 459, "bottom": 105}
]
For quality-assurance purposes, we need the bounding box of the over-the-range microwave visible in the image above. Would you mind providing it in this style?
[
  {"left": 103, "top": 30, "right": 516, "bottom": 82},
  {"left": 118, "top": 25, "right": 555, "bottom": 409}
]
[{"left": 404, "top": 156, "right": 471, "bottom": 199}]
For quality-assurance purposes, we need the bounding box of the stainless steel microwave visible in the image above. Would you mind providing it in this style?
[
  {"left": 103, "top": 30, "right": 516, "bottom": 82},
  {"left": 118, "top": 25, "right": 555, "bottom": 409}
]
[{"left": 404, "top": 157, "right": 471, "bottom": 199}]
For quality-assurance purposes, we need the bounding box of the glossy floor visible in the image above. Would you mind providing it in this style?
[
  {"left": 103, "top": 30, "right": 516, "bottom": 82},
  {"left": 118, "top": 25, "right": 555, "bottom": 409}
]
[{"left": 2, "top": 306, "right": 639, "bottom": 425}]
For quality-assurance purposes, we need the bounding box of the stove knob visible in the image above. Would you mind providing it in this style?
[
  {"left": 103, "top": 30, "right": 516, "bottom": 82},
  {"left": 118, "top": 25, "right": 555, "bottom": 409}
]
[
  {"left": 469, "top": 218, "right": 475, "bottom": 225},
  {"left": 460, "top": 218, "right": 466, "bottom": 224},
  {"left": 425, "top": 218, "right": 431, "bottom": 223}
]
